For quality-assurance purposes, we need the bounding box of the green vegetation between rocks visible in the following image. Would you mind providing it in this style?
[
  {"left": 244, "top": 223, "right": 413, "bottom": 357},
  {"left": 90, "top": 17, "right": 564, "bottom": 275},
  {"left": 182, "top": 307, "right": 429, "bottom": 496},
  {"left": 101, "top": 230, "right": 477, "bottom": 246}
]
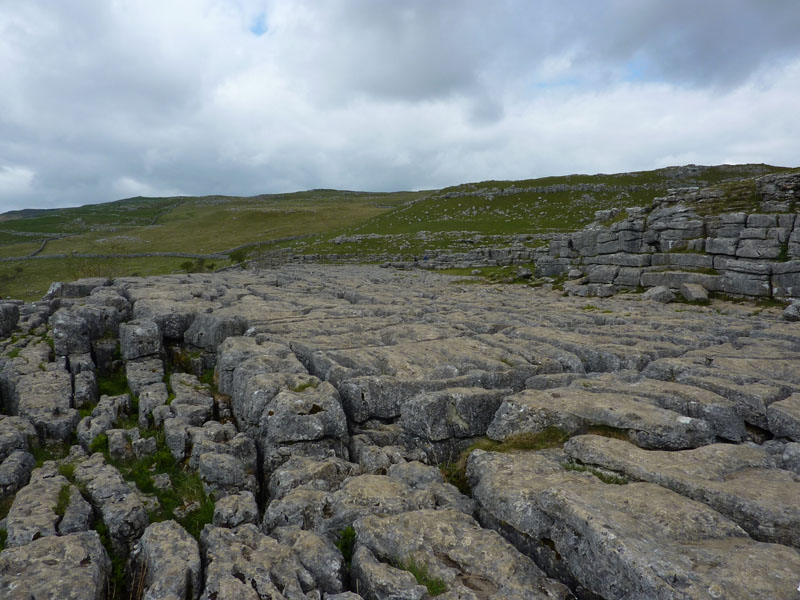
[
  {"left": 439, "top": 425, "right": 632, "bottom": 494},
  {"left": 83, "top": 428, "right": 214, "bottom": 540},
  {"left": 562, "top": 462, "right": 628, "bottom": 485},
  {"left": 395, "top": 557, "right": 448, "bottom": 596},
  {"left": 440, "top": 427, "right": 571, "bottom": 494},
  {"left": 335, "top": 526, "right": 356, "bottom": 568},
  {"left": 54, "top": 484, "right": 72, "bottom": 517}
]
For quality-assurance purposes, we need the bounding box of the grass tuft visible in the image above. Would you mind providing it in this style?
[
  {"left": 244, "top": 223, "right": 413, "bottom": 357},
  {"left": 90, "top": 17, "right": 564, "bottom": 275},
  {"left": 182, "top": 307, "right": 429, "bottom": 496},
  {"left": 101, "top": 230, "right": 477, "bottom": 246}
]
[
  {"left": 440, "top": 427, "right": 570, "bottom": 494},
  {"left": 395, "top": 557, "right": 448, "bottom": 596},
  {"left": 335, "top": 526, "right": 356, "bottom": 568},
  {"left": 54, "top": 484, "right": 72, "bottom": 517},
  {"left": 562, "top": 462, "right": 628, "bottom": 485},
  {"left": 290, "top": 380, "right": 320, "bottom": 393}
]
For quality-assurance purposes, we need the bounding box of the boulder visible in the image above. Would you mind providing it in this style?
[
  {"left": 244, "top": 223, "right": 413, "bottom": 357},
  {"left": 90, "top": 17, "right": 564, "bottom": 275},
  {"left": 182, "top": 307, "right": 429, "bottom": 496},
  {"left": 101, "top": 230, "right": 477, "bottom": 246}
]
[
  {"left": 678, "top": 282, "right": 709, "bottom": 303},
  {"left": 119, "top": 319, "right": 163, "bottom": 361},
  {"left": 132, "top": 520, "right": 201, "bottom": 600},
  {"left": 212, "top": 491, "right": 259, "bottom": 527},
  {"left": 0, "top": 531, "right": 110, "bottom": 600},
  {"left": 641, "top": 285, "right": 675, "bottom": 303},
  {"left": 768, "top": 393, "right": 800, "bottom": 441}
]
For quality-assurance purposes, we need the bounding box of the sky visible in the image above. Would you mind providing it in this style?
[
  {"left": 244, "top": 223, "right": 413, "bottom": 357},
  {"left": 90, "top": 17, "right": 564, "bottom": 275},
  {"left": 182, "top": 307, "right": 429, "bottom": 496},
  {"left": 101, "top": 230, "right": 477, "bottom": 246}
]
[{"left": 1, "top": 1, "right": 800, "bottom": 211}]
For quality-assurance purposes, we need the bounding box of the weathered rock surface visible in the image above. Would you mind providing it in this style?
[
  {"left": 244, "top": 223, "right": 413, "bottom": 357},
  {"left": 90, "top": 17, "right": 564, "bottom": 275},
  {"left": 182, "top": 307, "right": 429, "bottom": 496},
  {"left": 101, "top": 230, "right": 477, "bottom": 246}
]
[
  {"left": 354, "top": 509, "right": 574, "bottom": 599},
  {"left": 488, "top": 388, "right": 715, "bottom": 449},
  {"left": 565, "top": 435, "right": 800, "bottom": 547},
  {"left": 3, "top": 262, "right": 800, "bottom": 599},
  {"left": 0, "top": 531, "right": 110, "bottom": 600},
  {"left": 132, "top": 520, "right": 201, "bottom": 600},
  {"left": 468, "top": 450, "right": 800, "bottom": 599},
  {"left": 72, "top": 452, "right": 149, "bottom": 554},
  {"left": 201, "top": 524, "right": 321, "bottom": 600}
]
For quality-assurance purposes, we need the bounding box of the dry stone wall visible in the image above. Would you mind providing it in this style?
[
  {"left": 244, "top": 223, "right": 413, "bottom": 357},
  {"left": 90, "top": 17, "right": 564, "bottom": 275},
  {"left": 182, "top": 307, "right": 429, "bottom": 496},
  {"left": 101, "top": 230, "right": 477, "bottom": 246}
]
[{"left": 535, "top": 171, "right": 800, "bottom": 299}]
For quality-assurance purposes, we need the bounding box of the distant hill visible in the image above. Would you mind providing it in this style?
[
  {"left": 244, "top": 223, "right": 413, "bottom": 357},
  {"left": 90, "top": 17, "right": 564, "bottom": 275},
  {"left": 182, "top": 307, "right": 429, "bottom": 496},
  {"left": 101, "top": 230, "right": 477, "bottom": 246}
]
[{"left": 0, "top": 163, "right": 794, "bottom": 300}]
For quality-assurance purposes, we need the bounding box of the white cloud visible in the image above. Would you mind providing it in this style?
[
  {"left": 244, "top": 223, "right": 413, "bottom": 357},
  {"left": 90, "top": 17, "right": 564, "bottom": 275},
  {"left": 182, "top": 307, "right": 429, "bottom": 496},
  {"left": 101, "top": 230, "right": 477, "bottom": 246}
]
[
  {"left": 0, "top": 165, "right": 35, "bottom": 198},
  {"left": 0, "top": 0, "right": 799, "bottom": 211}
]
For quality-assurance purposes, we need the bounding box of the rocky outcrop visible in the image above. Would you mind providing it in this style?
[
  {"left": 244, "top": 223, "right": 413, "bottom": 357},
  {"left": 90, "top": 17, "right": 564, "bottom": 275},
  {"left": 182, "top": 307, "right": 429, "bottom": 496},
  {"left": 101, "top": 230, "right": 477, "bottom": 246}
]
[
  {"left": 1, "top": 264, "right": 799, "bottom": 598},
  {"left": 536, "top": 171, "right": 800, "bottom": 300}
]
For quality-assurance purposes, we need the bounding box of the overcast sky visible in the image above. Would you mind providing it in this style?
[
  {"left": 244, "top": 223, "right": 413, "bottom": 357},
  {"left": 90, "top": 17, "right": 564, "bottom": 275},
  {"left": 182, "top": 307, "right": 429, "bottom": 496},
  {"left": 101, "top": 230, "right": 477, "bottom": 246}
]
[{"left": 1, "top": 1, "right": 799, "bottom": 211}]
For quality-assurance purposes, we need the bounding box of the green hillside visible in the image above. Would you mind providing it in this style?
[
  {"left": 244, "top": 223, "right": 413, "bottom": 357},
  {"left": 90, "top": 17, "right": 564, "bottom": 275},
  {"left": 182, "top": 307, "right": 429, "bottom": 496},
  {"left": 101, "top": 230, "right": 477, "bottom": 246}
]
[{"left": 0, "top": 163, "right": 791, "bottom": 300}]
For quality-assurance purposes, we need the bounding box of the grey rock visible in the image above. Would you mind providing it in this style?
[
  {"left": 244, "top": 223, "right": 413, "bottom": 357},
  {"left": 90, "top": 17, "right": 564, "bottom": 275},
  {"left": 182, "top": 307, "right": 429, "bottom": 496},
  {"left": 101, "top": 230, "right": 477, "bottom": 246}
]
[
  {"left": 120, "top": 319, "right": 163, "bottom": 360},
  {"left": 261, "top": 381, "right": 348, "bottom": 445},
  {"left": 16, "top": 369, "right": 78, "bottom": 441},
  {"left": 488, "top": 388, "right": 715, "bottom": 449},
  {"left": 272, "top": 526, "right": 346, "bottom": 595},
  {"left": 44, "top": 277, "right": 111, "bottom": 299},
  {"left": 107, "top": 428, "right": 136, "bottom": 461},
  {"left": 565, "top": 435, "right": 800, "bottom": 548},
  {"left": 73, "top": 452, "right": 149, "bottom": 554},
  {"left": 125, "top": 357, "right": 165, "bottom": 397},
  {"left": 768, "top": 393, "right": 800, "bottom": 441},
  {"left": 782, "top": 443, "right": 800, "bottom": 474},
  {"left": 201, "top": 524, "right": 317, "bottom": 600},
  {"left": 213, "top": 491, "right": 259, "bottom": 527},
  {"left": 678, "top": 282, "right": 709, "bottom": 302},
  {"left": 132, "top": 520, "right": 201, "bottom": 600},
  {"left": 467, "top": 449, "right": 800, "bottom": 600},
  {"left": 76, "top": 393, "right": 130, "bottom": 449},
  {"left": 641, "top": 285, "right": 675, "bottom": 303},
  {"left": 58, "top": 486, "right": 93, "bottom": 535},
  {"left": 197, "top": 452, "right": 257, "bottom": 499},
  {"left": 268, "top": 455, "right": 358, "bottom": 501},
  {"left": 170, "top": 372, "right": 214, "bottom": 425},
  {"left": 0, "top": 531, "right": 110, "bottom": 600},
  {"left": 0, "top": 416, "right": 35, "bottom": 462},
  {"left": 355, "top": 509, "right": 574, "bottom": 599},
  {"left": 399, "top": 387, "right": 509, "bottom": 442},
  {"left": 184, "top": 313, "right": 247, "bottom": 352},
  {"left": 0, "top": 303, "right": 20, "bottom": 338},
  {"left": 133, "top": 435, "right": 157, "bottom": 458},
  {"left": 783, "top": 302, "right": 800, "bottom": 321},
  {"left": 6, "top": 465, "right": 71, "bottom": 547},
  {"left": 351, "top": 546, "right": 425, "bottom": 600},
  {"left": 0, "top": 450, "right": 35, "bottom": 499},
  {"left": 73, "top": 370, "right": 98, "bottom": 409},
  {"left": 50, "top": 308, "right": 92, "bottom": 355}
]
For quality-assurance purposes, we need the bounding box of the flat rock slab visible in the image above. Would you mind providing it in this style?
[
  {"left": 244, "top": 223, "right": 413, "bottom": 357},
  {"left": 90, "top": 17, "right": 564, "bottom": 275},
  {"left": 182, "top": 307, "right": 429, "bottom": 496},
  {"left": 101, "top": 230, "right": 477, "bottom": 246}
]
[
  {"left": 354, "top": 508, "right": 574, "bottom": 599},
  {"left": 0, "top": 531, "right": 110, "bottom": 600},
  {"left": 487, "top": 388, "right": 715, "bottom": 449},
  {"left": 467, "top": 450, "right": 800, "bottom": 600},
  {"left": 16, "top": 369, "right": 78, "bottom": 441},
  {"left": 565, "top": 374, "right": 746, "bottom": 441},
  {"left": 565, "top": 435, "right": 800, "bottom": 548},
  {"left": 768, "top": 393, "right": 800, "bottom": 441}
]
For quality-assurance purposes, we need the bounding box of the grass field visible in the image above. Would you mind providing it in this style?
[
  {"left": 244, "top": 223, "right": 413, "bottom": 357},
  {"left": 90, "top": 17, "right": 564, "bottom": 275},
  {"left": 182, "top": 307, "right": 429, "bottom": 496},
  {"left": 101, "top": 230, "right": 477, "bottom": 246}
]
[{"left": 0, "top": 163, "right": 793, "bottom": 301}]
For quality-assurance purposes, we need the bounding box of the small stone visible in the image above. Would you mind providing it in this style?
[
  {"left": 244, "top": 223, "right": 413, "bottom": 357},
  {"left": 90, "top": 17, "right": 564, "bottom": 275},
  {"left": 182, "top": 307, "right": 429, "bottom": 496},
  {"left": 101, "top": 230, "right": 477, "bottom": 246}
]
[
  {"left": 642, "top": 285, "right": 675, "bottom": 303},
  {"left": 679, "top": 283, "right": 709, "bottom": 303},
  {"left": 783, "top": 302, "right": 800, "bottom": 322}
]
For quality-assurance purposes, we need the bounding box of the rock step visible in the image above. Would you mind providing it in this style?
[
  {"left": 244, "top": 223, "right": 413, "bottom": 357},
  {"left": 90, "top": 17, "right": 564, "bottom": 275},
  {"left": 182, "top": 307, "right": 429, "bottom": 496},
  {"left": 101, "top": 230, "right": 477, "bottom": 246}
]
[
  {"left": 487, "top": 388, "right": 716, "bottom": 450},
  {"left": 467, "top": 450, "right": 800, "bottom": 600},
  {"left": 565, "top": 435, "right": 800, "bottom": 548},
  {"left": 560, "top": 374, "right": 747, "bottom": 441}
]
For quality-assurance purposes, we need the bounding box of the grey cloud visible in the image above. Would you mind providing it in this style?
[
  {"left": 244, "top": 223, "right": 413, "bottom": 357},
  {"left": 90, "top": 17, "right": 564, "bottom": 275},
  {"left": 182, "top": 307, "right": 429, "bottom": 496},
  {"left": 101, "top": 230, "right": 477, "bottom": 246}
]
[{"left": 0, "top": 0, "right": 799, "bottom": 211}]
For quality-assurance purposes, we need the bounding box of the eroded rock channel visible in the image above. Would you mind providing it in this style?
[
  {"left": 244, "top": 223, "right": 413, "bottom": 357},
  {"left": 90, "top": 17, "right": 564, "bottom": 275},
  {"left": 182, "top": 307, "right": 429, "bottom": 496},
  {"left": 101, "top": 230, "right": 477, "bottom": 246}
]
[{"left": 1, "top": 265, "right": 799, "bottom": 599}]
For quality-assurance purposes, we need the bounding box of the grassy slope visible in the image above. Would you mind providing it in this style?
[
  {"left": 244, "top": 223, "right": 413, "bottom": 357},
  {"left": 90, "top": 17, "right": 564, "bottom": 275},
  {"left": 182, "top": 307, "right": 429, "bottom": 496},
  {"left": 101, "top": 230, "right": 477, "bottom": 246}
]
[
  {"left": 0, "top": 190, "right": 424, "bottom": 299},
  {"left": 298, "top": 163, "right": 791, "bottom": 257},
  {"left": 0, "top": 164, "right": 792, "bottom": 300}
]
